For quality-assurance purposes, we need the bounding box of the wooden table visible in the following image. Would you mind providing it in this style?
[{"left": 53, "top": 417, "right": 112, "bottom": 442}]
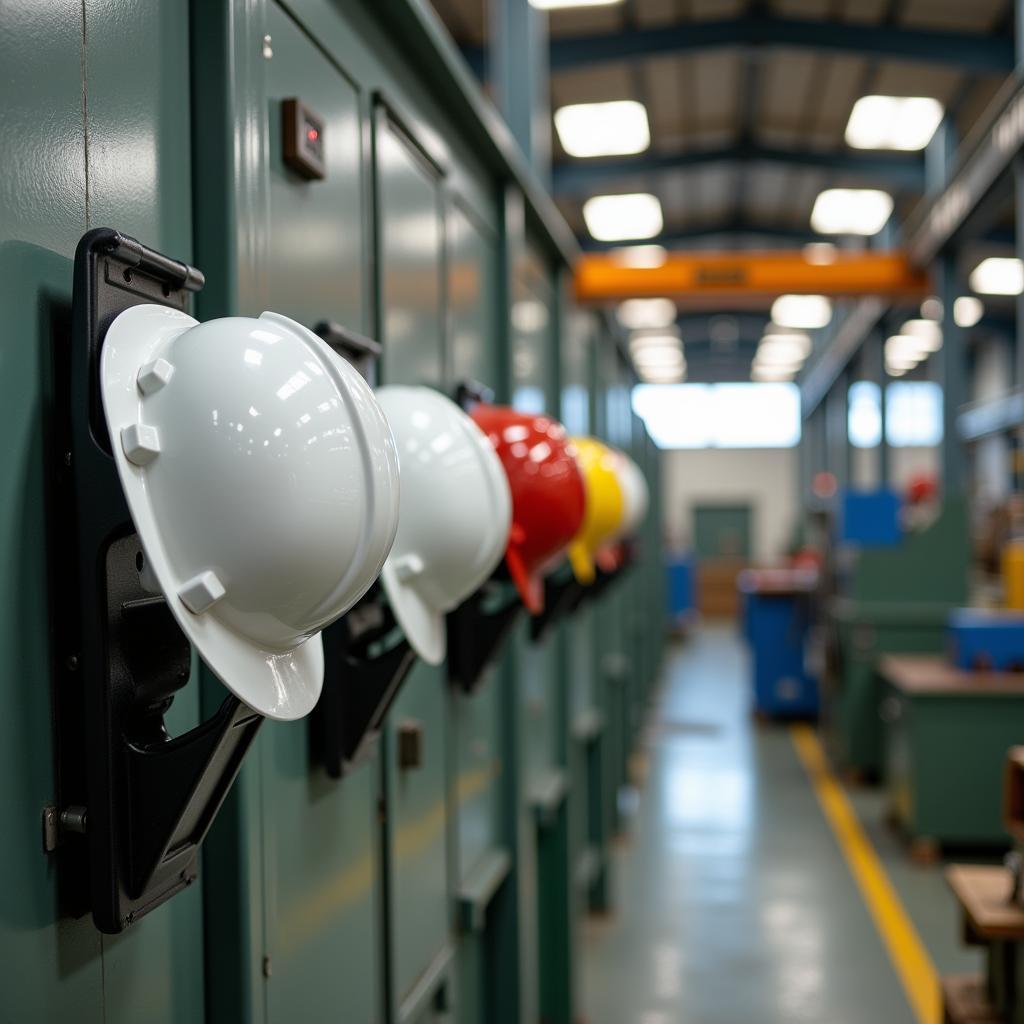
[{"left": 943, "top": 865, "right": 1024, "bottom": 1023}]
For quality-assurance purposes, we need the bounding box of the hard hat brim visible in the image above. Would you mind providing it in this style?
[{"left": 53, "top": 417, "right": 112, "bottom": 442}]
[
  {"left": 380, "top": 562, "right": 446, "bottom": 666},
  {"left": 101, "top": 303, "right": 324, "bottom": 721}
]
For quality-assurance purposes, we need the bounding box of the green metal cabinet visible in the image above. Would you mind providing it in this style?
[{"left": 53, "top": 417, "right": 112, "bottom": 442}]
[
  {"left": 375, "top": 99, "right": 456, "bottom": 1021},
  {"left": 0, "top": 2, "right": 207, "bottom": 1020},
  {"left": 883, "top": 680, "right": 1024, "bottom": 848},
  {"left": 824, "top": 603, "right": 952, "bottom": 780},
  {"left": 822, "top": 501, "right": 970, "bottom": 780},
  {"left": 197, "top": 6, "right": 386, "bottom": 1022}
]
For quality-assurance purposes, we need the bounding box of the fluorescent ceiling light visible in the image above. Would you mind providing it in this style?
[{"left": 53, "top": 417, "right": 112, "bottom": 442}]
[
  {"left": 810, "top": 188, "right": 894, "bottom": 235},
  {"left": 583, "top": 193, "right": 663, "bottom": 242},
  {"left": 749, "top": 368, "right": 794, "bottom": 385},
  {"left": 531, "top": 0, "right": 622, "bottom": 9},
  {"left": 756, "top": 347, "right": 805, "bottom": 368},
  {"left": 885, "top": 336, "right": 926, "bottom": 370},
  {"left": 554, "top": 100, "right": 650, "bottom": 159},
  {"left": 618, "top": 297, "right": 677, "bottom": 330},
  {"left": 900, "top": 319, "right": 942, "bottom": 352},
  {"left": 770, "top": 294, "right": 832, "bottom": 330},
  {"left": 760, "top": 332, "right": 811, "bottom": 359},
  {"left": 953, "top": 296, "right": 984, "bottom": 328},
  {"left": 886, "top": 356, "right": 919, "bottom": 372},
  {"left": 632, "top": 348, "right": 684, "bottom": 369},
  {"left": 630, "top": 331, "right": 681, "bottom": 353},
  {"left": 610, "top": 244, "right": 667, "bottom": 269},
  {"left": 845, "top": 95, "right": 944, "bottom": 151},
  {"left": 969, "top": 257, "right": 1024, "bottom": 296},
  {"left": 639, "top": 365, "right": 686, "bottom": 384},
  {"left": 887, "top": 366, "right": 907, "bottom": 377}
]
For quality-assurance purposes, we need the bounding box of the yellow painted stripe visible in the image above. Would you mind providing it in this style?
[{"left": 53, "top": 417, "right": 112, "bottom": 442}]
[{"left": 789, "top": 724, "right": 940, "bottom": 1024}]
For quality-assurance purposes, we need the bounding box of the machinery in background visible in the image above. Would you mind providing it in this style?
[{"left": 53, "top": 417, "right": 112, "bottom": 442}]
[{"left": 819, "top": 489, "right": 969, "bottom": 780}]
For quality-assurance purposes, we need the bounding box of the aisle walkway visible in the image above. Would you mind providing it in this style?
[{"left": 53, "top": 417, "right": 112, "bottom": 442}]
[{"left": 581, "top": 625, "right": 980, "bottom": 1024}]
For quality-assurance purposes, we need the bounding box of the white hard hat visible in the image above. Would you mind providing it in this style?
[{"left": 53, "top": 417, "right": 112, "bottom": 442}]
[
  {"left": 101, "top": 305, "right": 400, "bottom": 721},
  {"left": 615, "top": 453, "right": 650, "bottom": 538},
  {"left": 375, "top": 386, "right": 511, "bottom": 665}
]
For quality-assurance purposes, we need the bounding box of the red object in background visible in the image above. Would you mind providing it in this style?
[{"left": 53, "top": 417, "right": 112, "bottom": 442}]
[
  {"left": 906, "top": 472, "right": 938, "bottom": 505},
  {"left": 811, "top": 471, "right": 838, "bottom": 500},
  {"left": 470, "top": 404, "right": 587, "bottom": 614},
  {"left": 790, "top": 548, "right": 822, "bottom": 571}
]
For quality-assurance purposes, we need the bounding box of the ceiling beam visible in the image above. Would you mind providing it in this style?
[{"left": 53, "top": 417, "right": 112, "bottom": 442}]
[
  {"left": 461, "top": 15, "right": 1012, "bottom": 77},
  {"left": 580, "top": 220, "right": 822, "bottom": 249},
  {"left": 548, "top": 16, "right": 1012, "bottom": 74},
  {"left": 553, "top": 144, "right": 924, "bottom": 195}
]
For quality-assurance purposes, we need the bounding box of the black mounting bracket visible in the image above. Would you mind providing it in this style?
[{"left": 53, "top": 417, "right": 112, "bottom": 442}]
[
  {"left": 447, "top": 576, "right": 524, "bottom": 694},
  {"left": 528, "top": 564, "right": 586, "bottom": 644},
  {"left": 49, "top": 228, "right": 263, "bottom": 934},
  {"left": 454, "top": 378, "right": 494, "bottom": 411},
  {"left": 313, "top": 582, "right": 417, "bottom": 777},
  {"left": 314, "top": 320, "right": 382, "bottom": 385}
]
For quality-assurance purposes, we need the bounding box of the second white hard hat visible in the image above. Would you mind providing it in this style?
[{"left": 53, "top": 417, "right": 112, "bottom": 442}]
[
  {"left": 101, "top": 306, "right": 400, "bottom": 721},
  {"left": 375, "top": 386, "right": 512, "bottom": 665}
]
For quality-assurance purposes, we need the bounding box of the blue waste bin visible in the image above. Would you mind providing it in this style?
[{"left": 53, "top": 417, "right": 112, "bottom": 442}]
[{"left": 739, "top": 570, "right": 819, "bottom": 717}]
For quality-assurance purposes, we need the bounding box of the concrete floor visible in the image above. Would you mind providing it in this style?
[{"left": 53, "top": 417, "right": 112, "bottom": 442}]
[{"left": 581, "top": 624, "right": 983, "bottom": 1024}]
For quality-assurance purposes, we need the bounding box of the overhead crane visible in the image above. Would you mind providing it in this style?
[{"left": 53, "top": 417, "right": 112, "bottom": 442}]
[{"left": 574, "top": 250, "right": 930, "bottom": 305}]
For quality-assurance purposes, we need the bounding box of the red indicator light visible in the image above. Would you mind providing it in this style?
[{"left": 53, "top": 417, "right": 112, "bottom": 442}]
[{"left": 306, "top": 126, "right": 319, "bottom": 143}]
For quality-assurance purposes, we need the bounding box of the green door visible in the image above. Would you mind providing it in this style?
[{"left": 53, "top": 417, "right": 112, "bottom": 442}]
[
  {"left": 255, "top": 8, "right": 383, "bottom": 1023},
  {"left": 446, "top": 198, "right": 510, "bottom": 1024},
  {"left": 375, "top": 101, "right": 455, "bottom": 1020},
  {"left": 693, "top": 503, "right": 753, "bottom": 561}
]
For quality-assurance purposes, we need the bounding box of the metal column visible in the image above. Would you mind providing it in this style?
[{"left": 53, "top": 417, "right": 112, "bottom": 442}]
[
  {"left": 938, "top": 254, "right": 968, "bottom": 496},
  {"left": 927, "top": 115, "right": 968, "bottom": 497},
  {"left": 488, "top": 0, "right": 551, "bottom": 180}
]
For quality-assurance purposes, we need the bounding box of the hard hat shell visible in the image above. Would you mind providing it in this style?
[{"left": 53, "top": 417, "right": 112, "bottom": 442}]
[
  {"left": 567, "top": 437, "right": 626, "bottom": 584},
  {"left": 376, "top": 386, "right": 512, "bottom": 665},
  {"left": 613, "top": 452, "right": 650, "bottom": 538},
  {"left": 470, "top": 404, "right": 586, "bottom": 614},
  {"left": 101, "top": 305, "right": 400, "bottom": 722}
]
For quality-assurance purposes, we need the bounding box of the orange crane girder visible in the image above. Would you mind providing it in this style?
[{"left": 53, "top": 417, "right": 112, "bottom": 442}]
[{"left": 574, "top": 251, "right": 929, "bottom": 304}]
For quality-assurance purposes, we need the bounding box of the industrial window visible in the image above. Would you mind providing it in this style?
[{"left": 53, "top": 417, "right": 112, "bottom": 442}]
[
  {"left": 848, "top": 381, "right": 882, "bottom": 448},
  {"left": 887, "top": 381, "right": 943, "bottom": 447},
  {"left": 847, "top": 381, "right": 943, "bottom": 448},
  {"left": 631, "top": 383, "right": 801, "bottom": 449}
]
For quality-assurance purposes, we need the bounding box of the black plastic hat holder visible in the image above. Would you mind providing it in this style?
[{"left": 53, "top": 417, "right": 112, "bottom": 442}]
[{"left": 49, "top": 229, "right": 263, "bottom": 934}]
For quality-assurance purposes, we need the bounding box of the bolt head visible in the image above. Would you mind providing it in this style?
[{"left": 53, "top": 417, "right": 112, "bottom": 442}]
[
  {"left": 179, "top": 570, "right": 226, "bottom": 614},
  {"left": 137, "top": 358, "right": 175, "bottom": 395},
  {"left": 121, "top": 423, "right": 161, "bottom": 466}
]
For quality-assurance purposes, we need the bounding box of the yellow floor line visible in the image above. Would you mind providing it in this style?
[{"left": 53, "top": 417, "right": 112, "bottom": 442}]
[{"left": 789, "top": 724, "right": 940, "bottom": 1024}]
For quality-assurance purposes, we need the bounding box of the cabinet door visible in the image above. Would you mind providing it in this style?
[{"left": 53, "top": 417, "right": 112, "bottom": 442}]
[
  {"left": 375, "top": 102, "right": 453, "bottom": 1013},
  {"left": 258, "top": 6, "right": 381, "bottom": 1023},
  {"left": 447, "top": 201, "right": 503, "bottom": 882}
]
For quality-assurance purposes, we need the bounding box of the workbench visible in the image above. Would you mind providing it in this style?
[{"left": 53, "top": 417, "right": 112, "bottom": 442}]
[
  {"left": 879, "top": 656, "right": 1024, "bottom": 854},
  {"left": 943, "top": 864, "right": 1024, "bottom": 1023}
]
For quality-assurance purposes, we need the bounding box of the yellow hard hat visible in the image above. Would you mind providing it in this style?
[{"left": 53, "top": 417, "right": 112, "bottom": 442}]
[{"left": 567, "top": 437, "right": 625, "bottom": 584}]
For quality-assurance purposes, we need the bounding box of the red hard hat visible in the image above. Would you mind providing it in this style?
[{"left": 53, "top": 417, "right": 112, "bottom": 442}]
[{"left": 470, "top": 404, "right": 587, "bottom": 614}]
